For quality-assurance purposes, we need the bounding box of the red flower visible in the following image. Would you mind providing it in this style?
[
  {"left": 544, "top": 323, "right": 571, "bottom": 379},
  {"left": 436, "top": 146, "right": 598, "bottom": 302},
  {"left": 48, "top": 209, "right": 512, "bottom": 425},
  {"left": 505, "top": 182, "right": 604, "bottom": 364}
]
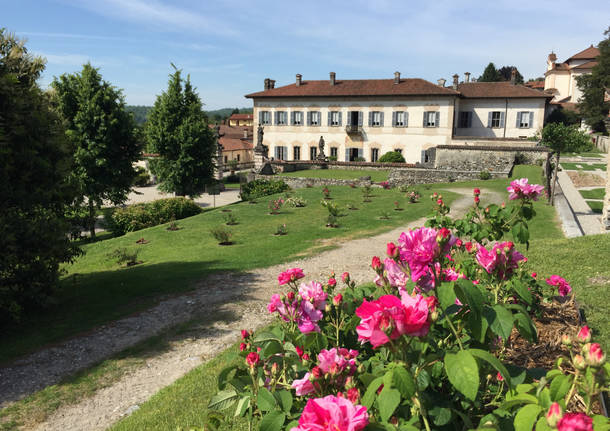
[
  {"left": 333, "top": 294, "right": 343, "bottom": 306},
  {"left": 387, "top": 242, "right": 398, "bottom": 258},
  {"left": 577, "top": 326, "right": 591, "bottom": 343},
  {"left": 240, "top": 329, "right": 250, "bottom": 339},
  {"left": 296, "top": 345, "right": 304, "bottom": 358},
  {"left": 328, "top": 277, "right": 337, "bottom": 287},
  {"left": 239, "top": 343, "right": 247, "bottom": 351},
  {"left": 473, "top": 188, "right": 481, "bottom": 196},
  {"left": 557, "top": 413, "right": 593, "bottom": 431},
  {"left": 246, "top": 352, "right": 260, "bottom": 368},
  {"left": 342, "top": 272, "right": 350, "bottom": 283},
  {"left": 371, "top": 256, "right": 382, "bottom": 271}
]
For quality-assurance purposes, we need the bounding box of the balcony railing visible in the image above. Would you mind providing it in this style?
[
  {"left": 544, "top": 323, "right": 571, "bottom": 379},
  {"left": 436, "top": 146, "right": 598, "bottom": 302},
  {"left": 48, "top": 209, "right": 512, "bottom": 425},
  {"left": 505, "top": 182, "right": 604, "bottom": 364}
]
[{"left": 345, "top": 125, "right": 363, "bottom": 134}]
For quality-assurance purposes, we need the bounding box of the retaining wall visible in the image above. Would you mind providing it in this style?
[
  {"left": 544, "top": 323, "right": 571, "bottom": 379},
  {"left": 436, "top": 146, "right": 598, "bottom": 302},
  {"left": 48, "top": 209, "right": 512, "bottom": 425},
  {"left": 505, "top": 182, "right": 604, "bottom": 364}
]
[{"left": 429, "top": 145, "right": 548, "bottom": 172}]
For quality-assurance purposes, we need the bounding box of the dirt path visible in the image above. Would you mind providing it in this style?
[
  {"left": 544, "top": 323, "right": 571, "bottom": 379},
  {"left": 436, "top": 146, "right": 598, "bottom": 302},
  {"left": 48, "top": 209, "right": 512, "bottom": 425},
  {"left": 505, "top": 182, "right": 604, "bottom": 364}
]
[{"left": 3, "top": 188, "right": 498, "bottom": 431}]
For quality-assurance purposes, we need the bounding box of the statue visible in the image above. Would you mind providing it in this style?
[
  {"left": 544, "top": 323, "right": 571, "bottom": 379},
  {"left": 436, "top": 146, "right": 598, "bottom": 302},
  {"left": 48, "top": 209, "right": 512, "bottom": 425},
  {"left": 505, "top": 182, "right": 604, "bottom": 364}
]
[
  {"left": 255, "top": 125, "right": 265, "bottom": 151},
  {"left": 317, "top": 136, "right": 327, "bottom": 161}
]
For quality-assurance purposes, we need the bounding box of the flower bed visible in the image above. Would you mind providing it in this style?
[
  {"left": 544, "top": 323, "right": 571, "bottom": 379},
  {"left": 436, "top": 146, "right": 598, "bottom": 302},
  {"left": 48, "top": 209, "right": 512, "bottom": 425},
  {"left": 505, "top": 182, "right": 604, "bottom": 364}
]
[{"left": 205, "top": 179, "right": 608, "bottom": 431}]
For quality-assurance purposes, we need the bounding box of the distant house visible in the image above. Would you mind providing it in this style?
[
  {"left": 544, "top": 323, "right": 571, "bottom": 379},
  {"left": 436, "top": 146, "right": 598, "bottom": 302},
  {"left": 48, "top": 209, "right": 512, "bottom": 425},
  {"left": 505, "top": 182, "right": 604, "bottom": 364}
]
[
  {"left": 228, "top": 113, "right": 253, "bottom": 127},
  {"left": 245, "top": 71, "right": 549, "bottom": 164},
  {"left": 217, "top": 125, "right": 254, "bottom": 167},
  {"left": 544, "top": 45, "right": 599, "bottom": 111},
  {"left": 524, "top": 80, "right": 545, "bottom": 91}
]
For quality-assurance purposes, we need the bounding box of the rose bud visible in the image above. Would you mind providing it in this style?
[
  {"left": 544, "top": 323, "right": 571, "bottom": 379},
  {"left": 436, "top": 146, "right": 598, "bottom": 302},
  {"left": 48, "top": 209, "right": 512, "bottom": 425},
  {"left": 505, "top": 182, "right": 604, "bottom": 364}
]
[
  {"left": 311, "top": 366, "right": 323, "bottom": 379},
  {"left": 474, "top": 188, "right": 481, "bottom": 196},
  {"left": 371, "top": 256, "right": 383, "bottom": 271},
  {"left": 386, "top": 242, "right": 398, "bottom": 258},
  {"left": 531, "top": 272, "right": 537, "bottom": 278},
  {"left": 432, "top": 192, "right": 438, "bottom": 198},
  {"left": 496, "top": 372, "right": 504, "bottom": 381},
  {"left": 456, "top": 239, "right": 463, "bottom": 247},
  {"left": 583, "top": 343, "right": 605, "bottom": 367},
  {"left": 295, "top": 345, "right": 304, "bottom": 358},
  {"left": 333, "top": 294, "right": 342, "bottom": 306},
  {"left": 347, "top": 387, "right": 360, "bottom": 404},
  {"left": 501, "top": 202, "right": 506, "bottom": 208},
  {"left": 437, "top": 199, "right": 444, "bottom": 206},
  {"left": 341, "top": 272, "right": 350, "bottom": 283},
  {"left": 438, "top": 227, "right": 450, "bottom": 239},
  {"left": 573, "top": 354, "right": 586, "bottom": 370},
  {"left": 271, "top": 362, "right": 279, "bottom": 375},
  {"left": 328, "top": 277, "right": 337, "bottom": 287},
  {"left": 241, "top": 329, "right": 250, "bottom": 339},
  {"left": 286, "top": 291, "right": 295, "bottom": 301},
  {"left": 474, "top": 196, "right": 480, "bottom": 204},
  {"left": 546, "top": 402, "right": 563, "bottom": 428},
  {"left": 246, "top": 352, "right": 260, "bottom": 368},
  {"left": 576, "top": 326, "right": 591, "bottom": 343},
  {"left": 561, "top": 334, "right": 572, "bottom": 346},
  {"left": 240, "top": 342, "right": 247, "bottom": 351},
  {"left": 302, "top": 353, "right": 310, "bottom": 361}
]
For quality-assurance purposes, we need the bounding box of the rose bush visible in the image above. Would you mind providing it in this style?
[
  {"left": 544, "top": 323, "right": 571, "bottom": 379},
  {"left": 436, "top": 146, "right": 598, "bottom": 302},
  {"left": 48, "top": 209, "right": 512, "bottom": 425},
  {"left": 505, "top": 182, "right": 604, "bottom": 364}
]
[{"left": 206, "top": 180, "right": 609, "bottom": 431}]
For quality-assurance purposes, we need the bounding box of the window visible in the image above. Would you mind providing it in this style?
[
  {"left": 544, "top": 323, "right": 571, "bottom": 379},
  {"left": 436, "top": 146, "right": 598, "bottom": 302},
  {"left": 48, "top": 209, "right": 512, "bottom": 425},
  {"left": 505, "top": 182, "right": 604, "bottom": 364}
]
[
  {"left": 276, "top": 111, "right": 287, "bottom": 125},
  {"left": 393, "top": 111, "right": 408, "bottom": 127},
  {"left": 371, "top": 148, "right": 379, "bottom": 162},
  {"left": 489, "top": 111, "right": 502, "bottom": 128},
  {"left": 224, "top": 156, "right": 228, "bottom": 163},
  {"left": 310, "top": 147, "right": 317, "bottom": 160},
  {"left": 292, "top": 111, "right": 303, "bottom": 126},
  {"left": 330, "top": 147, "right": 338, "bottom": 158},
  {"left": 459, "top": 111, "right": 472, "bottom": 128},
  {"left": 275, "top": 146, "right": 286, "bottom": 160},
  {"left": 329, "top": 111, "right": 342, "bottom": 126},
  {"left": 518, "top": 111, "right": 532, "bottom": 128},
  {"left": 424, "top": 111, "right": 439, "bottom": 127},
  {"left": 395, "top": 148, "right": 402, "bottom": 154},
  {"left": 308, "top": 111, "right": 321, "bottom": 126},
  {"left": 369, "top": 111, "right": 384, "bottom": 127},
  {"left": 237, "top": 154, "right": 240, "bottom": 162},
  {"left": 260, "top": 111, "right": 271, "bottom": 125},
  {"left": 293, "top": 146, "right": 301, "bottom": 160}
]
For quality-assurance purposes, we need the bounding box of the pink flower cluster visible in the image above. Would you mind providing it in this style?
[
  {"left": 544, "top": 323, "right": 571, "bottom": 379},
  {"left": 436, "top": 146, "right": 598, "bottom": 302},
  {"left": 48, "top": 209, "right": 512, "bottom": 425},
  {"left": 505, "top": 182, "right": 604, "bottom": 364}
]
[
  {"left": 506, "top": 178, "right": 544, "bottom": 201},
  {"left": 545, "top": 275, "right": 572, "bottom": 297},
  {"left": 292, "top": 348, "right": 359, "bottom": 397},
  {"left": 278, "top": 267, "right": 305, "bottom": 285},
  {"left": 476, "top": 241, "right": 525, "bottom": 279},
  {"left": 355, "top": 292, "right": 431, "bottom": 348},
  {"left": 291, "top": 394, "right": 368, "bottom": 431},
  {"left": 268, "top": 281, "right": 327, "bottom": 333}
]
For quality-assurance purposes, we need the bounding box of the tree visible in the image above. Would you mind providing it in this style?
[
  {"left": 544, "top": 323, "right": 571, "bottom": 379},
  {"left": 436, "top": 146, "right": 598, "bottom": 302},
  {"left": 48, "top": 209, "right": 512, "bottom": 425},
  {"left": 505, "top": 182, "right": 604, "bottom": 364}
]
[
  {"left": 52, "top": 64, "right": 141, "bottom": 238},
  {"left": 576, "top": 28, "right": 610, "bottom": 133},
  {"left": 479, "top": 62, "right": 501, "bottom": 82},
  {"left": 231, "top": 107, "right": 239, "bottom": 115},
  {"left": 498, "top": 66, "right": 524, "bottom": 84},
  {"left": 0, "top": 29, "right": 79, "bottom": 322},
  {"left": 378, "top": 151, "right": 406, "bottom": 163},
  {"left": 539, "top": 123, "right": 593, "bottom": 204},
  {"left": 145, "top": 67, "right": 217, "bottom": 197}
]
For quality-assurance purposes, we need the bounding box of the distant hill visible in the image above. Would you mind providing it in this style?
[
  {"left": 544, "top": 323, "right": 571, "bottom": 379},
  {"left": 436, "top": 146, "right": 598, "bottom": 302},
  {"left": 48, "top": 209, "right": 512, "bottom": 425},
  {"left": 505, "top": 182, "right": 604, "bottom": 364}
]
[{"left": 126, "top": 106, "right": 252, "bottom": 125}]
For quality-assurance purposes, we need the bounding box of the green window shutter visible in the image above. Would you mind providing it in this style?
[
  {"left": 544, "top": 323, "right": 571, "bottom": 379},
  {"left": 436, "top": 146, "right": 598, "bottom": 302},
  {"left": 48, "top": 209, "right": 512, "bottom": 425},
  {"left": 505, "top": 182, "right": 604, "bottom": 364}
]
[
  {"left": 259, "top": 111, "right": 263, "bottom": 124},
  {"left": 499, "top": 112, "right": 505, "bottom": 128},
  {"left": 435, "top": 112, "right": 440, "bottom": 127},
  {"left": 328, "top": 111, "right": 332, "bottom": 126},
  {"left": 307, "top": 111, "right": 311, "bottom": 126},
  {"left": 529, "top": 112, "right": 534, "bottom": 128},
  {"left": 392, "top": 111, "right": 397, "bottom": 127},
  {"left": 516, "top": 112, "right": 521, "bottom": 128},
  {"left": 380, "top": 112, "right": 384, "bottom": 127},
  {"left": 405, "top": 111, "right": 409, "bottom": 127},
  {"left": 423, "top": 112, "right": 427, "bottom": 127},
  {"left": 290, "top": 111, "right": 295, "bottom": 125},
  {"left": 487, "top": 112, "right": 493, "bottom": 128},
  {"left": 338, "top": 112, "right": 342, "bottom": 126},
  {"left": 368, "top": 111, "right": 373, "bottom": 126},
  {"left": 346, "top": 111, "right": 351, "bottom": 126},
  {"left": 358, "top": 111, "right": 363, "bottom": 126}
]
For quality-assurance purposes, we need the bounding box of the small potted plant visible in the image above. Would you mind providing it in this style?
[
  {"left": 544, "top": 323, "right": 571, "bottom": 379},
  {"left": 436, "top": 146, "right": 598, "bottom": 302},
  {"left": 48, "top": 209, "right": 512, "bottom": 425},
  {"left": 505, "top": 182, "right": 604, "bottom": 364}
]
[{"left": 268, "top": 198, "right": 284, "bottom": 215}]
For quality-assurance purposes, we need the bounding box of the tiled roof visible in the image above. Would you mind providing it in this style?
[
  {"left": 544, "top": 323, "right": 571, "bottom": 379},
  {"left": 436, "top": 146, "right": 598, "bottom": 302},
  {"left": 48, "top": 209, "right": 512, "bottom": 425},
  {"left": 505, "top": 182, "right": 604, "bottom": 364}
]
[
  {"left": 525, "top": 80, "right": 545, "bottom": 89},
  {"left": 566, "top": 45, "right": 599, "bottom": 62},
  {"left": 457, "top": 82, "right": 551, "bottom": 99},
  {"left": 219, "top": 137, "right": 253, "bottom": 152},
  {"left": 209, "top": 124, "right": 253, "bottom": 139},
  {"left": 547, "top": 63, "right": 570, "bottom": 73},
  {"left": 245, "top": 78, "right": 460, "bottom": 98},
  {"left": 229, "top": 113, "right": 253, "bottom": 120},
  {"left": 572, "top": 60, "right": 598, "bottom": 70}
]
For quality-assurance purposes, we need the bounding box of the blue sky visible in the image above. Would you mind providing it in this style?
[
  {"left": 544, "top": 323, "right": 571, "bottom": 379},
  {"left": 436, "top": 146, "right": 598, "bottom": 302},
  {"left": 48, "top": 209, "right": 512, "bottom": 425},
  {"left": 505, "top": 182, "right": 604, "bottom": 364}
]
[{"left": 5, "top": 0, "right": 609, "bottom": 109}]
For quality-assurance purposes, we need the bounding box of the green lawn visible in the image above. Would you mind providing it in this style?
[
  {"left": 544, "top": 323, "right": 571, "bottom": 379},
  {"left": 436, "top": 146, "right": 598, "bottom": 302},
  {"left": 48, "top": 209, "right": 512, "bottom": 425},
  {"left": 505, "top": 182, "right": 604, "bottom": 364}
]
[
  {"left": 579, "top": 188, "right": 605, "bottom": 200},
  {"left": 560, "top": 162, "right": 607, "bottom": 171},
  {"left": 1, "top": 185, "right": 457, "bottom": 363},
  {"left": 280, "top": 168, "right": 390, "bottom": 182},
  {"left": 586, "top": 200, "right": 603, "bottom": 214}
]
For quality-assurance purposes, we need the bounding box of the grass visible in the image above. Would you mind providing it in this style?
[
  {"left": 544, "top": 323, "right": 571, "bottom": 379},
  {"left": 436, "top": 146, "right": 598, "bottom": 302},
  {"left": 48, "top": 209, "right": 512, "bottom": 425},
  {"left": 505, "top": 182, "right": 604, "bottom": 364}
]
[
  {"left": 579, "top": 188, "right": 605, "bottom": 200},
  {"left": 560, "top": 162, "right": 607, "bottom": 171},
  {"left": 1, "top": 185, "right": 458, "bottom": 363},
  {"left": 586, "top": 200, "right": 603, "bottom": 214},
  {"left": 279, "top": 168, "right": 390, "bottom": 182}
]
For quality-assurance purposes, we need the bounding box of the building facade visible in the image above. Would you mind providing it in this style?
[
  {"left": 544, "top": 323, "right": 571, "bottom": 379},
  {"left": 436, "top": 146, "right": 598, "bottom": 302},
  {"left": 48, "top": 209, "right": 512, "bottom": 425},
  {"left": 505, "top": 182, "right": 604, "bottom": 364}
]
[
  {"left": 246, "top": 72, "right": 549, "bottom": 164},
  {"left": 228, "top": 113, "right": 254, "bottom": 127}
]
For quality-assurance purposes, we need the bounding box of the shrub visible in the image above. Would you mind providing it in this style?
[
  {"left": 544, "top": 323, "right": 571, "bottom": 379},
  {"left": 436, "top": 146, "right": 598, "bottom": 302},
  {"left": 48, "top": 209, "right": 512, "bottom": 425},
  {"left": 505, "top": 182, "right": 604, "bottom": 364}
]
[
  {"left": 379, "top": 181, "right": 390, "bottom": 189},
  {"left": 239, "top": 179, "right": 289, "bottom": 201},
  {"left": 284, "top": 196, "right": 307, "bottom": 208},
  {"left": 107, "top": 197, "right": 201, "bottom": 235},
  {"left": 378, "top": 151, "right": 406, "bottom": 163},
  {"left": 224, "top": 173, "right": 241, "bottom": 183},
  {"left": 210, "top": 226, "right": 232, "bottom": 244},
  {"left": 133, "top": 166, "right": 151, "bottom": 186},
  {"left": 274, "top": 224, "right": 287, "bottom": 236},
  {"left": 479, "top": 170, "right": 491, "bottom": 180},
  {"left": 328, "top": 156, "right": 338, "bottom": 161},
  {"left": 354, "top": 156, "right": 366, "bottom": 162},
  {"left": 268, "top": 198, "right": 284, "bottom": 215},
  {"left": 224, "top": 213, "right": 238, "bottom": 225},
  {"left": 107, "top": 248, "right": 140, "bottom": 266}
]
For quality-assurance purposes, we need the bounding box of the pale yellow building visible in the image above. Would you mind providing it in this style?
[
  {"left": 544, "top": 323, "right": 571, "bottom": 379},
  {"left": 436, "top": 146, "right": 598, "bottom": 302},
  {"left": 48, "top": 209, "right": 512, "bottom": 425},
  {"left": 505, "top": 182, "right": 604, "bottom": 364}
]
[
  {"left": 228, "top": 113, "right": 254, "bottom": 127},
  {"left": 245, "top": 72, "right": 549, "bottom": 164}
]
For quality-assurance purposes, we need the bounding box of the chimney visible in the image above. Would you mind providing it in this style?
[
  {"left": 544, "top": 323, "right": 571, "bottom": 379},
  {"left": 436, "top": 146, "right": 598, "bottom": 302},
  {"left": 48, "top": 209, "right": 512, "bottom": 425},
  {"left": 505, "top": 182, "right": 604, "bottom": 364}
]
[
  {"left": 296, "top": 73, "right": 302, "bottom": 87},
  {"left": 547, "top": 52, "right": 557, "bottom": 72},
  {"left": 269, "top": 79, "right": 276, "bottom": 89},
  {"left": 437, "top": 78, "right": 446, "bottom": 87},
  {"left": 243, "top": 129, "right": 248, "bottom": 139},
  {"left": 330, "top": 72, "right": 336, "bottom": 86},
  {"left": 264, "top": 78, "right": 270, "bottom": 90},
  {"left": 394, "top": 71, "right": 400, "bottom": 84},
  {"left": 452, "top": 74, "right": 459, "bottom": 90},
  {"left": 548, "top": 52, "right": 557, "bottom": 63},
  {"left": 510, "top": 68, "right": 516, "bottom": 85},
  {"left": 464, "top": 72, "right": 471, "bottom": 83}
]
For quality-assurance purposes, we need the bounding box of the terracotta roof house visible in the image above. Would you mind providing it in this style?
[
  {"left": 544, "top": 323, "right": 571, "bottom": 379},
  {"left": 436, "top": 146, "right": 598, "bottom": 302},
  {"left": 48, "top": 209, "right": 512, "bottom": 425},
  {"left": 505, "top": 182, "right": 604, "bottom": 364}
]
[
  {"left": 544, "top": 45, "right": 600, "bottom": 106},
  {"left": 245, "top": 71, "right": 549, "bottom": 164},
  {"left": 217, "top": 124, "right": 254, "bottom": 167},
  {"left": 228, "top": 113, "right": 253, "bottom": 127},
  {"left": 524, "top": 80, "right": 546, "bottom": 90}
]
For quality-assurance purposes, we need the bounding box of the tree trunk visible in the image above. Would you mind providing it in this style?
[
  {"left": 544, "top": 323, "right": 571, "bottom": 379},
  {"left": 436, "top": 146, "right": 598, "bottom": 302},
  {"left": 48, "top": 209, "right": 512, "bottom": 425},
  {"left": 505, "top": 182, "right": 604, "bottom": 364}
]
[
  {"left": 88, "top": 200, "right": 96, "bottom": 239},
  {"left": 550, "top": 151, "right": 560, "bottom": 206}
]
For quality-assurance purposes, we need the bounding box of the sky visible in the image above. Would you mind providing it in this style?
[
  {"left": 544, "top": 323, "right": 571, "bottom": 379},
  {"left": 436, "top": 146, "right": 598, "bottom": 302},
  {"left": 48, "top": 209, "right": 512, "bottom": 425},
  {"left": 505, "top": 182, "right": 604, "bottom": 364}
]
[{"left": 4, "top": 0, "right": 609, "bottom": 110}]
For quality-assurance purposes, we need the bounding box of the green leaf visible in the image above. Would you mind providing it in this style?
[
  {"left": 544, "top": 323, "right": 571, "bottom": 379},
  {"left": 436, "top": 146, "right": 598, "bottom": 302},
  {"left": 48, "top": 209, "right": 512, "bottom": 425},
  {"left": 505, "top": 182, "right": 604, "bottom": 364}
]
[
  {"left": 467, "top": 310, "right": 488, "bottom": 343},
  {"left": 535, "top": 416, "right": 552, "bottom": 431},
  {"left": 208, "top": 389, "right": 239, "bottom": 410},
  {"left": 514, "top": 312, "right": 538, "bottom": 342},
  {"left": 218, "top": 365, "right": 239, "bottom": 390},
  {"left": 549, "top": 374, "right": 571, "bottom": 401},
  {"left": 262, "top": 340, "right": 283, "bottom": 357},
  {"left": 234, "top": 396, "right": 250, "bottom": 417},
  {"left": 538, "top": 388, "right": 551, "bottom": 409},
  {"left": 511, "top": 280, "right": 533, "bottom": 305},
  {"left": 391, "top": 366, "right": 416, "bottom": 398},
  {"left": 455, "top": 279, "right": 484, "bottom": 317},
  {"left": 257, "top": 387, "right": 277, "bottom": 412},
  {"left": 254, "top": 331, "right": 281, "bottom": 343},
  {"left": 469, "top": 348, "right": 512, "bottom": 388},
  {"left": 511, "top": 221, "right": 530, "bottom": 244},
  {"left": 259, "top": 410, "right": 286, "bottom": 431},
  {"left": 514, "top": 404, "right": 542, "bottom": 431},
  {"left": 377, "top": 387, "right": 401, "bottom": 423},
  {"left": 437, "top": 282, "right": 457, "bottom": 311},
  {"left": 489, "top": 304, "right": 514, "bottom": 341},
  {"left": 274, "top": 390, "right": 293, "bottom": 413},
  {"left": 592, "top": 415, "right": 610, "bottom": 431},
  {"left": 362, "top": 377, "right": 384, "bottom": 408},
  {"left": 429, "top": 405, "right": 452, "bottom": 426},
  {"left": 445, "top": 350, "right": 479, "bottom": 401}
]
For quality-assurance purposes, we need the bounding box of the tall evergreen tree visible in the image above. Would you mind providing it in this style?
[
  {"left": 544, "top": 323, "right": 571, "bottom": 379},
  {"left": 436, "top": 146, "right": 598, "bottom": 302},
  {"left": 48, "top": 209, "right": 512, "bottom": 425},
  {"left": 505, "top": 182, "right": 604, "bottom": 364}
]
[
  {"left": 497, "top": 66, "right": 524, "bottom": 84},
  {"left": 145, "top": 67, "right": 217, "bottom": 197},
  {"left": 576, "top": 28, "right": 610, "bottom": 133},
  {"left": 52, "top": 64, "right": 141, "bottom": 238},
  {"left": 479, "top": 62, "right": 501, "bottom": 82},
  {"left": 0, "top": 29, "right": 79, "bottom": 321}
]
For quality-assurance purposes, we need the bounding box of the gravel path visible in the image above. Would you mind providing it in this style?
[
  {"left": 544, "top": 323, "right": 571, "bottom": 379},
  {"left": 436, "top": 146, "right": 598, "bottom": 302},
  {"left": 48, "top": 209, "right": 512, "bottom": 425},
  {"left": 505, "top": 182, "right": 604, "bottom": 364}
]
[{"left": 2, "top": 188, "right": 498, "bottom": 431}]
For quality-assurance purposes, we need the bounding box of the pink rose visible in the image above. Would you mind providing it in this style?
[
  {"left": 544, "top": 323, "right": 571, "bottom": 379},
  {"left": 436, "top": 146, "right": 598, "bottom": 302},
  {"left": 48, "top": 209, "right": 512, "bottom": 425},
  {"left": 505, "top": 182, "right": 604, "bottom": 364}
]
[
  {"left": 398, "top": 292, "right": 430, "bottom": 337},
  {"left": 557, "top": 413, "right": 593, "bottom": 431},
  {"left": 333, "top": 294, "right": 343, "bottom": 306},
  {"left": 371, "top": 256, "right": 382, "bottom": 271},
  {"left": 384, "top": 258, "right": 409, "bottom": 289},
  {"left": 328, "top": 277, "right": 337, "bottom": 287},
  {"left": 507, "top": 178, "right": 544, "bottom": 201},
  {"left": 278, "top": 268, "right": 305, "bottom": 285},
  {"left": 317, "top": 348, "right": 358, "bottom": 375},
  {"left": 546, "top": 402, "right": 563, "bottom": 428},
  {"left": 291, "top": 395, "right": 369, "bottom": 431},
  {"left": 386, "top": 242, "right": 398, "bottom": 258},
  {"left": 476, "top": 241, "right": 524, "bottom": 279},
  {"left": 473, "top": 188, "right": 481, "bottom": 196},
  {"left": 246, "top": 352, "right": 259, "bottom": 368},
  {"left": 341, "top": 272, "right": 350, "bottom": 283},
  {"left": 546, "top": 275, "right": 572, "bottom": 297},
  {"left": 355, "top": 295, "right": 405, "bottom": 348},
  {"left": 298, "top": 281, "right": 328, "bottom": 310},
  {"left": 292, "top": 372, "right": 316, "bottom": 396},
  {"left": 577, "top": 326, "right": 591, "bottom": 343},
  {"left": 583, "top": 343, "right": 606, "bottom": 367}
]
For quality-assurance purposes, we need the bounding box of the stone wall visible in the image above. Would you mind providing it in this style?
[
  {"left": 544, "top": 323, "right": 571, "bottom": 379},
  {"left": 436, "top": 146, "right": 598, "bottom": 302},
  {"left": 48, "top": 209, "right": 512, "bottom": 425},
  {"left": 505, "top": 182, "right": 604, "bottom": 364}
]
[
  {"left": 253, "top": 174, "right": 373, "bottom": 189},
  {"left": 388, "top": 167, "right": 508, "bottom": 186},
  {"left": 430, "top": 145, "right": 548, "bottom": 172},
  {"left": 594, "top": 135, "right": 610, "bottom": 153},
  {"left": 270, "top": 160, "right": 415, "bottom": 173},
  {"left": 602, "top": 151, "right": 610, "bottom": 231}
]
